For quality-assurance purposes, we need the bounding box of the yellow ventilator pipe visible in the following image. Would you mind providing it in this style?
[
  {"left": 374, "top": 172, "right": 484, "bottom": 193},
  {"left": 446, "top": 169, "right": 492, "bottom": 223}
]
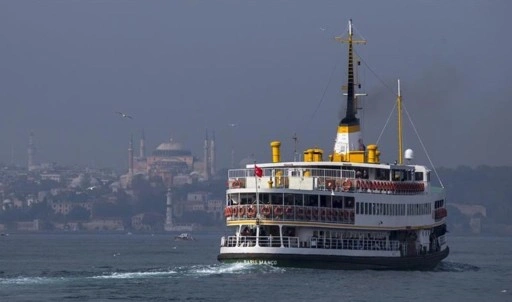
[{"left": 271, "top": 141, "right": 281, "bottom": 163}]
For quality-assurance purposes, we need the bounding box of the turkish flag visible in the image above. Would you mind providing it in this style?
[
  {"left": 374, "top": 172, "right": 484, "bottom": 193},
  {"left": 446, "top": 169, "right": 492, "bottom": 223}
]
[{"left": 254, "top": 165, "right": 263, "bottom": 177}]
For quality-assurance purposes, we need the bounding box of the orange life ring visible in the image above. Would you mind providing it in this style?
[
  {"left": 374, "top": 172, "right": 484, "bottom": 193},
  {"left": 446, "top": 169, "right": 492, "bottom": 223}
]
[
  {"left": 246, "top": 206, "right": 256, "bottom": 218},
  {"left": 224, "top": 207, "right": 232, "bottom": 217},
  {"left": 232, "top": 180, "right": 241, "bottom": 189},
  {"left": 274, "top": 206, "right": 283, "bottom": 217},
  {"left": 342, "top": 179, "right": 352, "bottom": 191},
  {"left": 262, "top": 205, "right": 271, "bottom": 217},
  {"left": 238, "top": 206, "right": 245, "bottom": 216},
  {"left": 285, "top": 206, "right": 294, "bottom": 216}
]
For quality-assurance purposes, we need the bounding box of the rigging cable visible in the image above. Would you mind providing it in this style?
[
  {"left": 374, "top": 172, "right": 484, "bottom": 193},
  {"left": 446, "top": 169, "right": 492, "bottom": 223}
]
[
  {"left": 403, "top": 104, "right": 445, "bottom": 188},
  {"left": 306, "top": 62, "right": 339, "bottom": 126}
]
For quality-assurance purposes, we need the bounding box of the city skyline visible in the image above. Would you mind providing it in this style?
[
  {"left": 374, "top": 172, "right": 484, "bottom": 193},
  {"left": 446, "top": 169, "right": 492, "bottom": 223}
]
[{"left": 1, "top": 1, "right": 510, "bottom": 170}]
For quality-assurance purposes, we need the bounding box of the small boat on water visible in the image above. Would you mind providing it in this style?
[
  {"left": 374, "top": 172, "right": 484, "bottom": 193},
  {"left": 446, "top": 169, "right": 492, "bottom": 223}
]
[
  {"left": 174, "top": 233, "right": 195, "bottom": 241},
  {"left": 217, "top": 19, "right": 449, "bottom": 270}
]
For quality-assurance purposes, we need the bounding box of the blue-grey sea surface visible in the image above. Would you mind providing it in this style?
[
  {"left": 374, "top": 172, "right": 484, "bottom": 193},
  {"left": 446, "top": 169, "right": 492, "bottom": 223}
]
[{"left": 0, "top": 232, "right": 510, "bottom": 302}]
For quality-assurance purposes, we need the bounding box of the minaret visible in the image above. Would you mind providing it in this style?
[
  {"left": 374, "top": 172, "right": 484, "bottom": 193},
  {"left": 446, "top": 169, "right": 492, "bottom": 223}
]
[
  {"left": 164, "top": 188, "right": 174, "bottom": 231},
  {"left": 139, "top": 129, "right": 146, "bottom": 158},
  {"left": 27, "top": 131, "right": 35, "bottom": 171},
  {"left": 210, "top": 130, "right": 216, "bottom": 176},
  {"left": 332, "top": 19, "right": 367, "bottom": 162},
  {"left": 203, "top": 129, "right": 210, "bottom": 180},
  {"left": 128, "top": 134, "right": 134, "bottom": 176}
]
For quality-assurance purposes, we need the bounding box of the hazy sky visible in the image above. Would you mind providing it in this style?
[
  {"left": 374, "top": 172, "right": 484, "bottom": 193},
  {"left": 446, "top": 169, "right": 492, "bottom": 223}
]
[{"left": 1, "top": 0, "right": 510, "bottom": 171}]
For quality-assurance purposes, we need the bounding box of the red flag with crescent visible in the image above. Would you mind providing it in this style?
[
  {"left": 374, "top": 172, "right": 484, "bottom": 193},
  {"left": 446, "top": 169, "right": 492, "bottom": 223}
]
[{"left": 254, "top": 165, "right": 263, "bottom": 177}]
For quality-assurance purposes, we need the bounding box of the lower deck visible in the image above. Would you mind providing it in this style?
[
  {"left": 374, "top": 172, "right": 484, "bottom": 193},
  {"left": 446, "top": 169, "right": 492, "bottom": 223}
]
[{"left": 218, "top": 223, "right": 449, "bottom": 270}]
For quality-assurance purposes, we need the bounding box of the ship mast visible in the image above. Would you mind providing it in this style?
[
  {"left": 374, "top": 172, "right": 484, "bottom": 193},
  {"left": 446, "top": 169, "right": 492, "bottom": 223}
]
[
  {"left": 332, "top": 19, "right": 366, "bottom": 162},
  {"left": 397, "top": 79, "right": 403, "bottom": 165},
  {"left": 337, "top": 19, "right": 366, "bottom": 124}
]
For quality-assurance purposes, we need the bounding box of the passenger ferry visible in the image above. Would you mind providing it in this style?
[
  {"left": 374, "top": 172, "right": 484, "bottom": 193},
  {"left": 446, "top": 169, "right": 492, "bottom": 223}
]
[{"left": 217, "top": 20, "right": 449, "bottom": 270}]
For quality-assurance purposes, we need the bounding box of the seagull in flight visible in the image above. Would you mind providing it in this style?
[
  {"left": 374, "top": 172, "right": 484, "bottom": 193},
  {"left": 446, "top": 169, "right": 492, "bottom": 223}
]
[
  {"left": 320, "top": 27, "right": 326, "bottom": 31},
  {"left": 228, "top": 123, "right": 237, "bottom": 127},
  {"left": 115, "top": 111, "right": 133, "bottom": 119}
]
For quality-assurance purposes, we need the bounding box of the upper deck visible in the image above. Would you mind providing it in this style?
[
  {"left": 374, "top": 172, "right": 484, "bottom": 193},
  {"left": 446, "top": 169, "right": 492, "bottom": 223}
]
[{"left": 227, "top": 162, "right": 430, "bottom": 194}]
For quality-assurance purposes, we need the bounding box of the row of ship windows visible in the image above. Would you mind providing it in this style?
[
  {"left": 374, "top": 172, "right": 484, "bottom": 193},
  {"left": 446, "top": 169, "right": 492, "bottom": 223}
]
[
  {"left": 355, "top": 202, "right": 432, "bottom": 216},
  {"left": 229, "top": 193, "right": 355, "bottom": 209}
]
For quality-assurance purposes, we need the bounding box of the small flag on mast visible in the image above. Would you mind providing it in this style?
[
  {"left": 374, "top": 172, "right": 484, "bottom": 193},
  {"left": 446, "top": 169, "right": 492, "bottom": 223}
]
[{"left": 254, "top": 165, "right": 263, "bottom": 178}]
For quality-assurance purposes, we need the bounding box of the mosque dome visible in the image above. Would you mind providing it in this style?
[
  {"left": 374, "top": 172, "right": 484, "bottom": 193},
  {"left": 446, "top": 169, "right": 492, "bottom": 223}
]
[
  {"left": 156, "top": 139, "right": 183, "bottom": 151},
  {"left": 153, "top": 139, "right": 191, "bottom": 157}
]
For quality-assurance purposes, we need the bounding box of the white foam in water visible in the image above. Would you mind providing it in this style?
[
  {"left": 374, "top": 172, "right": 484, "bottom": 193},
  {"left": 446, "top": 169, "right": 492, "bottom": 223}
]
[
  {"left": 92, "top": 270, "right": 176, "bottom": 279},
  {"left": 192, "top": 262, "right": 252, "bottom": 275},
  {"left": 0, "top": 276, "right": 60, "bottom": 285},
  {"left": 191, "top": 262, "right": 285, "bottom": 275}
]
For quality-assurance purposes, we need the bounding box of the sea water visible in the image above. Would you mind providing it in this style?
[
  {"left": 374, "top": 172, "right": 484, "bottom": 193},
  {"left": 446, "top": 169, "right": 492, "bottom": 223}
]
[{"left": 0, "top": 232, "right": 510, "bottom": 302}]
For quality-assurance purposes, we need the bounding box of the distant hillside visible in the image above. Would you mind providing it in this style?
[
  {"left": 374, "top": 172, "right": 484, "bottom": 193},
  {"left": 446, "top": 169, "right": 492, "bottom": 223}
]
[{"left": 438, "top": 165, "right": 512, "bottom": 228}]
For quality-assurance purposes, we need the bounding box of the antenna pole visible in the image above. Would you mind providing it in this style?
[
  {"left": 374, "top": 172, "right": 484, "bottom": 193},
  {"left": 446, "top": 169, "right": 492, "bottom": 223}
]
[
  {"left": 292, "top": 133, "right": 298, "bottom": 161},
  {"left": 397, "top": 79, "right": 403, "bottom": 165}
]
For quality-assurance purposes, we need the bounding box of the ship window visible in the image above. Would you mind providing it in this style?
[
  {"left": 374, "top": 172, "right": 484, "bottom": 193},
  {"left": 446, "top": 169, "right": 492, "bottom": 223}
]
[
  {"left": 284, "top": 194, "right": 294, "bottom": 205},
  {"left": 307, "top": 195, "right": 318, "bottom": 207},
  {"left": 392, "top": 170, "right": 403, "bottom": 181},
  {"left": 270, "top": 193, "right": 284, "bottom": 205},
  {"left": 294, "top": 194, "right": 304, "bottom": 206},
  {"left": 228, "top": 193, "right": 240, "bottom": 205},
  {"left": 415, "top": 172, "right": 423, "bottom": 181},
  {"left": 320, "top": 195, "right": 328, "bottom": 207},
  {"left": 364, "top": 203, "right": 369, "bottom": 215},
  {"left": 375, "top": 203, "right": 381, "bottom": 215},
  {"left": 377, "top": 169, "right": 389, "bottom": 180},
  {"left": 333, "top": 196, "right": 343, "bottom": 208},
  {"left": 344, "top": 197, "right": 355, "bottom": 209},
  {"left": 356, "top": 202, "right": 360, "bottom": 214},
  {"left": 241, "top": 193, "right": 256, "bottom": 205},
  {"left": 259, "top": 193, "right": 269, "bottom": 204}
]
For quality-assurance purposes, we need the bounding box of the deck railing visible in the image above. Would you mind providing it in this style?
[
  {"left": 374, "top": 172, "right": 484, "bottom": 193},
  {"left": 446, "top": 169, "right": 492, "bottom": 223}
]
[{"left": 223, "top": 235, "right": 400, "bottom": 252}]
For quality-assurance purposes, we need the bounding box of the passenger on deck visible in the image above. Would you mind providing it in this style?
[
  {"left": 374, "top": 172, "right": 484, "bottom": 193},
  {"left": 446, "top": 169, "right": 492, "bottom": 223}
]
[{"left": 358, "top": 139, "right": 366, "bottom": 151}]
